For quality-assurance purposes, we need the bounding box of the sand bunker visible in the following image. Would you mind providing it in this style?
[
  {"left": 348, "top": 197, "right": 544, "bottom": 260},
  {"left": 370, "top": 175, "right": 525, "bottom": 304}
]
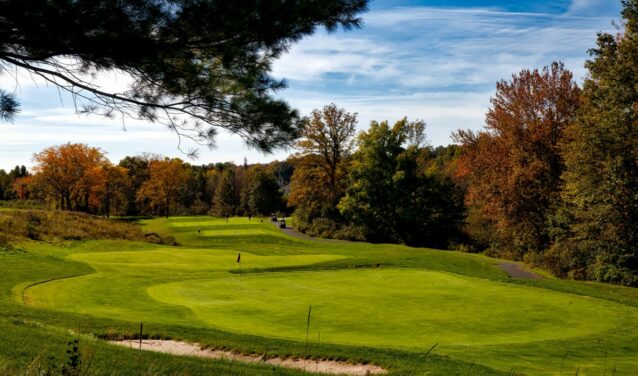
[{"left": 110, "top": 339, "right": 386, "bottom": 375}]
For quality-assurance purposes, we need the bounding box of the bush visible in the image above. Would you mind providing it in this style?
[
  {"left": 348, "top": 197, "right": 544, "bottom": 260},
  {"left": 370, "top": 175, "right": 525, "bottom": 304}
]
[{"left": 333, "top": 224, "right": 366, "bottom": 241}]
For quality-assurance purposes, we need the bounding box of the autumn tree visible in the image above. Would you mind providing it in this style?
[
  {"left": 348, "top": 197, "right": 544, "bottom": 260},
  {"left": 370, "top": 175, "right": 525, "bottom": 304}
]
[
  {"left": 0, "top": 165, "right": 30, "bottom": 200},
  {"left": 99, "top": 165, "right": 130, "bottom": 218},
  {"left": 136, "top": 158, "right": 189, "bottom": 217},
  {"left": 12, "top": 176, "right": 32, "bottom": 200},
  {"left": 289, "top": 104, "right": 357, "bottom": 233},
  {"left": 454, "top": 62, "right": 580, "bottom": 258},
  {"left": 547, "top": 1, "right": 638, "bottom": 285},
  {"left": 297, "top": 104, "right": 357, "bottom": 206},
  {"left": 0, "top": 1, "right": 368, "bottom": 151},
  {"left": 33, "top": 143, "right": 109, "bottom": 211},
  {"left": 119, "top": 155, "right": 154, "bottom": 215}
]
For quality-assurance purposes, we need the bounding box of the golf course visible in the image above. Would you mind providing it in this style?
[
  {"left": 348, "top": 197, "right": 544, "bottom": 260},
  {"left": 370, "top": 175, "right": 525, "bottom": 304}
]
[{"left": 2, "top": 215, "right": 637, "bottom": 375}]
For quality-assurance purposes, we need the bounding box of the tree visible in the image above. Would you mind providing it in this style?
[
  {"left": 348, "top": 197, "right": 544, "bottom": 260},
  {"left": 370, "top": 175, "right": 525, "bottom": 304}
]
[
  {"left": 244, "top": 165, "right": 282, "bottom": 215},
  {"left": 213, "top": 168, "right": 238, "bottom": 216},
  {"left": 296, "top": 103, "right": 357, "bottom": 207},
  {"left": 0, "top": 1, "right": 368, "bottom": 152},
  {"left": 288, "top": 104, "right": 357, "bottom": 234},
  {"left": 548, "top": 1, "right": 638, "bottom": 285},
  {"left": 339, "top": 118, "right": 462, "bottom": 247},
  {"left": 32, "top": 143, "right": 109, "bottom": 211},
  {"left": 119, "top": 155, "right": 152, "bottom": 215},
  {"left": 0, "top": 89, "right": 19, "bottom": 123},
  {"left": 288, "top": 154, "right": 332, "bottom": 218},
  {"left": 136, "top": 158, "right": 189, "bottom": 217},
  {"left": 454, "top": 62, "right": 580, "bottom": 258},
  {"left": 100, "top": 165, "right": 130, "bottom": 218},
  {"left": 12, "top": 176, "right": 33, "bottom": 200}
]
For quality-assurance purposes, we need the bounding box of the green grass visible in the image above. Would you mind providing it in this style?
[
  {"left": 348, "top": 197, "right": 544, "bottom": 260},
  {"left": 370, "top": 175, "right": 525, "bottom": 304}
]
[{"left": 2, "top": 215, "right": 638, "bottom": 375}]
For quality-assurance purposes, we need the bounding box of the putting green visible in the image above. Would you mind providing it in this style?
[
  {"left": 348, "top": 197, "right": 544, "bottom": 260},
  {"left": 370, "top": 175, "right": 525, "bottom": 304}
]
[
  {"left": 24, "top": 248, "right": 345, "bottom": 327},
  {"left": 147, "top": 269, "right": 633, "bottom": 348}
]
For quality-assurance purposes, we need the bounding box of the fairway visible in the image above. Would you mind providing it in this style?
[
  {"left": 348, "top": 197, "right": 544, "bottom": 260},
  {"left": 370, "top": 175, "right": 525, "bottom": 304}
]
[{"left": 16, "top": 217, "right": 638, "bottom": 374}]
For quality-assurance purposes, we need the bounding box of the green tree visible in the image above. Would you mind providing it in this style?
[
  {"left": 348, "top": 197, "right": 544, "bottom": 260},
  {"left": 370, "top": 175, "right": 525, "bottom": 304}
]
[
  {"left": 244, "top": 166, "right": 282, "bottom": 215},
  {"left": 213, "top": 168, "right": 238, "bottom": 216},
  {"left": 0, "top": 169, "right": 11, "bottom": 200},
  {"left": 548, "top": 1, "right": 638, "bottom": 285},
  {"left": 338, "top": 120, "right": 406, "bottom": 242},
  {"left": 0, "top": 1, "right": 368, "bottom": 151},
  {"left": 339, "top": 118, "right": 462, "bottom": 247}
]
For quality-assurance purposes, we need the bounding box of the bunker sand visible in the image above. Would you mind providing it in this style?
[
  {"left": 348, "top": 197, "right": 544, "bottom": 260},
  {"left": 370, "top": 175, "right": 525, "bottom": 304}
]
[{"left": 111, "top": 339, "right": 386, "bottom": 375}]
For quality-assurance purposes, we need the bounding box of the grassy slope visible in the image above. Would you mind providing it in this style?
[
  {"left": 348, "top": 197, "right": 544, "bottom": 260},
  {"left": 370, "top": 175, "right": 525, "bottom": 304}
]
[{"left": 2, "top": 215, "right": 638, "bottom": 375}]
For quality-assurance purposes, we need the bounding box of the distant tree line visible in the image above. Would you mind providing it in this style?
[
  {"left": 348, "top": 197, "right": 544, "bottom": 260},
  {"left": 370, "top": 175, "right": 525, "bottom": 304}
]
[{"left": 1, "top": 146, "right": 290, "bottom": 219}]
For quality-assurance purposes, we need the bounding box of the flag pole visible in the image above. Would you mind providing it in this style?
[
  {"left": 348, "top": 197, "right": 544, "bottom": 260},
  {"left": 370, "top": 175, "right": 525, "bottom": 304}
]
[{"left": 237, "top": 252, "right": 241, "bottom": 283}]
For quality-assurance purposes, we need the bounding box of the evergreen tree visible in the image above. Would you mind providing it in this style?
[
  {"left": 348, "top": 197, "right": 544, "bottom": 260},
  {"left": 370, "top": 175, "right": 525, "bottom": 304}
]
[
  {"left": 213, "top": 169, "right": 237, "bottom": 216},
  {"left": 0, "top": 0, "right": 368, "bottom": 150},
  {"left": 247, "top": 166, "right": 282, "bottom": 215},
  {"left": 548, "top": 1, "right": 638, "bottom": 284}
]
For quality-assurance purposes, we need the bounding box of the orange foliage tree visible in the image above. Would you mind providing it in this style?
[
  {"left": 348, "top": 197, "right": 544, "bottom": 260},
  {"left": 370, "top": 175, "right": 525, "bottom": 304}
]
[
  {"left": 136, "top": 158, "right": 189, "bottom": 217},
  {"left": 32, "top": 143, "right": 110, "bottom": 212},
  {"left": 12, "top": 176, "right": 33, "bottom": 200},
  {"left": 454, "top": 62, "right": 580, "bottom": 258}
]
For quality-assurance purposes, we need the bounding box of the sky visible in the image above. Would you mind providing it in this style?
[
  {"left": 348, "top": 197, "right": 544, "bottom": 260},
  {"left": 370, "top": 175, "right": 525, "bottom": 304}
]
[{"left": 0, "top": 0, "right": 624, "bottom": 170}]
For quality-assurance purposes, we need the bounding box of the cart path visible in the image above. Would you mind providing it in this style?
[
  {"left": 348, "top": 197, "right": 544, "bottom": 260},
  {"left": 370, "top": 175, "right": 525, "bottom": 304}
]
[{"left": 498, "top": 262, "right": 542, "bottom": 279}]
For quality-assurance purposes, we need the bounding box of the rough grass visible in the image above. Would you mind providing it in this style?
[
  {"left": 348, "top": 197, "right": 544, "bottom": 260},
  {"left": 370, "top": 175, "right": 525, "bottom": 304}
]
[
  {"left": 2, "top": 214, "right": 638, "bottom": 375},
  {"left": 0, "top": 209, "right": 146, "bottom": 243}
]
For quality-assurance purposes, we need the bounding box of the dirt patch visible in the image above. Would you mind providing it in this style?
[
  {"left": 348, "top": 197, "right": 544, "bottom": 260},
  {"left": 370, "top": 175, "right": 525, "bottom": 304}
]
[
  {"left": 498, "top": 262, "right": 542, "bottom": 280},
  {"left": 110, "top": 340, "right": 386, "bottom": 375}
]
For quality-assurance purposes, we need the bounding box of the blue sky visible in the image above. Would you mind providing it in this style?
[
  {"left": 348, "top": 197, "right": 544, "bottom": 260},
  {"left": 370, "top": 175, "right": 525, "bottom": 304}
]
[{"left": 0, "top": 0, "right": 623, "bottom": 169}]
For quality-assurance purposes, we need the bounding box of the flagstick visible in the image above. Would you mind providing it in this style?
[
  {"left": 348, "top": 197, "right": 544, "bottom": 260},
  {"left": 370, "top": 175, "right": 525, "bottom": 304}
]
[{"left": 237, "top": 252, "right": 241, "bottom": 285}]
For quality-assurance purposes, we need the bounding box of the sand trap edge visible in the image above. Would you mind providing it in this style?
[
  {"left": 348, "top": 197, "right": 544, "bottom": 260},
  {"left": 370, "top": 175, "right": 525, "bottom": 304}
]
[{"left": 110, "top": 339, "right": 387, "bottom": 375}]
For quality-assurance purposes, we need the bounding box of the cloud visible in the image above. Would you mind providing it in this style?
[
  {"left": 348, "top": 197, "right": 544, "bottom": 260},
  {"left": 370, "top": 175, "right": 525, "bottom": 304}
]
[
  {"left": 273, "top": 5, "right": 613, "bottom": 86},
  {"left": 567, "top": 0, "right": 621, "bottom": 17}
]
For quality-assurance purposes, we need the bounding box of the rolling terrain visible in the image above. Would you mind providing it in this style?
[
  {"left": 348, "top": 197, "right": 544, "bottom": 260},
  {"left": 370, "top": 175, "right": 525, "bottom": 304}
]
[{"left": 2, "top": 215, "right": 638, "bottom": 375}]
